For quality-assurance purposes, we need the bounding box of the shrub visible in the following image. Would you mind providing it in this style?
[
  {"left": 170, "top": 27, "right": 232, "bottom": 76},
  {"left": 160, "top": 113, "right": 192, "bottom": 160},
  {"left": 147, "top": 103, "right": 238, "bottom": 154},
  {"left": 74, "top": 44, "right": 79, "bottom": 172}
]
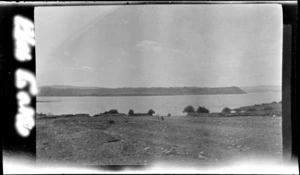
[
  {"left": 105, "top": 109, "right": 118, "bottom": 114},
  {"left": 196, "top": 106, "right": 210, "bottom": 113},
  {"left": 108, "top": 120, "right": 115, "bottom": 124},
  {"left": 148, "top": 109, "right": 155, "bottom": 116},
  {"left": 247, "top": 108, "right": 257, "bottom": 112},
  {"left": 235, "top": 109, "right": 241, "bottom": 113},
  {"left": 128, "top": 109, "right": 134, "bottom": 116},
  {"left": 183, "top": 105, "right": 195, "bottom": 113},
  {"left": 167, "top": 113, "right": 171, "bottom": 117},
  {"left": 222, "top": 107, "right": 231, "bottom": 114},
  {"left": 264, "top": 106, "right": 274, "bottom": 111}
]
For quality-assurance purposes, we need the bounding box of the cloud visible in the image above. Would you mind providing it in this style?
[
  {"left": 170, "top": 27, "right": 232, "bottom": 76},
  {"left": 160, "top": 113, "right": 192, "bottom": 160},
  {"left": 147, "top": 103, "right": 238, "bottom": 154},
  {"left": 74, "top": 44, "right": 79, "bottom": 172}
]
[
  {"left": 135, "top": 40, "right": 184, "bottom": 57},
  {"left": 135, "top": 40, "right": 163, "bottom": 53},
  {"left": 62, "top": 65, "right": 95, "bottom": 72},
  {"left": 71, "top": 57, "right": 78, "bottom": 60},
  {"left": 170, "top": 49, "right": 182, "bottom": 54},
  {"left": 63, "top": 50, "right": 70, "bottom": 56},
  {"left": 79, "top": 66, "right": 95, "bottom": 72}
]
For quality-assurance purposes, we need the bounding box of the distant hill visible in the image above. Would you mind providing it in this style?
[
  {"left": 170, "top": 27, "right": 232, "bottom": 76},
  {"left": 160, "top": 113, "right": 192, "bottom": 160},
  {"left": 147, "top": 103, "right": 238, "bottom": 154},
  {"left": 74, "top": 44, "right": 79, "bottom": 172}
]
[
  {"left": 233, "top": 101, "right": 282, "bottom": 112},
  {"left": 38, "top": 86, "right": 246, "bottom": 97},
  {"left": 240, "top": 85, "right": 281, "bottom": 93},
  {"left": 231, "top": 101, "right": 282, "bottom": 117}
]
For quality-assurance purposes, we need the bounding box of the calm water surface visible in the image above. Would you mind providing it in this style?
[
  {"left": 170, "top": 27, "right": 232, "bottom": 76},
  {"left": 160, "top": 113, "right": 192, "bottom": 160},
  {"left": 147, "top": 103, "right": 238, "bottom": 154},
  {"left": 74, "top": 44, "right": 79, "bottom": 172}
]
[{"left": 37, "top": 92, "right": 281, "bottom": 116}]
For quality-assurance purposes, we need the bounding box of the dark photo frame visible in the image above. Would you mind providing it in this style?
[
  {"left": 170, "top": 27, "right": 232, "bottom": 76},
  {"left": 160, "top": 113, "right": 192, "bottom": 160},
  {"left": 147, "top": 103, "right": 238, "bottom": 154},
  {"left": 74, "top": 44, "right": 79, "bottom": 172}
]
[{"left": 0, "top": 1, "right": 298, "bottom": 174}]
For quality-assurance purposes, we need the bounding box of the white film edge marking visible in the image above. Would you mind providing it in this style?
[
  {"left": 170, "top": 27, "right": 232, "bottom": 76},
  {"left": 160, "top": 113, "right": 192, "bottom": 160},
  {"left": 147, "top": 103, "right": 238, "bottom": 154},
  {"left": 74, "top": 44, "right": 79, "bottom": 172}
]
[
  {"left": 15, "top": 71, "right": 36, "bottom": 137},
  {"left": 13, "top": 15, "right": 35, "bottom": 61},
  {"left": 13, "top": 15, "right": 36, "bottom": 137}
]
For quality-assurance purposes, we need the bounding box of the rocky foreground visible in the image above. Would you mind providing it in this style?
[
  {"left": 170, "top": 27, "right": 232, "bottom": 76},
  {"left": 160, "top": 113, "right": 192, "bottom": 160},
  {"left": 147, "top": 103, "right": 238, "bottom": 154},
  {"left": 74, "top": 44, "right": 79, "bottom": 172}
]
[{"left": 37, "top": 114, "right": 282, "bottom": 166}]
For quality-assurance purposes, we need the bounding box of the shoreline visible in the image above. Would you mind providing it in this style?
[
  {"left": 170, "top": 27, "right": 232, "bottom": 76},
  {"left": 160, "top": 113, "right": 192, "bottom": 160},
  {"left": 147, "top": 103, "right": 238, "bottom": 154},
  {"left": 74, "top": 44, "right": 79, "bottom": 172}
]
[
  {"left": 36, "top": 100, "right": 282, "bottom": 119},
  {"left": 36, "top": 113, "right": 282, "bottom": 119}
]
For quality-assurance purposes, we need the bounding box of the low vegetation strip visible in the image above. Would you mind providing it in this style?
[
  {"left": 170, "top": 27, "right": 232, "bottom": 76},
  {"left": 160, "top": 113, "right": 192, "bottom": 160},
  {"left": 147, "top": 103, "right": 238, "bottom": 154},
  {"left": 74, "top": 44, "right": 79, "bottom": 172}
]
[{"left": 37, "top": 101, "right": 282, "bottom": 119}]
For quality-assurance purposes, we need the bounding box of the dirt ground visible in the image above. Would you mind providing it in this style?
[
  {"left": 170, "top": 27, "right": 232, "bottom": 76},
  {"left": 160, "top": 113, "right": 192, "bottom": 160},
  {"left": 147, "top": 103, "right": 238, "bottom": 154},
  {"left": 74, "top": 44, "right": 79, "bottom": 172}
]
[{"left": 36, "top": 115, "right": 282, "bottom": 166}]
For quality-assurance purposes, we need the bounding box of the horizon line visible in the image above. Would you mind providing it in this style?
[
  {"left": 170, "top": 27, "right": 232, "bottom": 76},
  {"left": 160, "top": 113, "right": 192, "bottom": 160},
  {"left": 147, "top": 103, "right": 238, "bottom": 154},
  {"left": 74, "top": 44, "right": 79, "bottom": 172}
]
[{"left": 38, "top": 84, "right": 282, "bottom": 88}]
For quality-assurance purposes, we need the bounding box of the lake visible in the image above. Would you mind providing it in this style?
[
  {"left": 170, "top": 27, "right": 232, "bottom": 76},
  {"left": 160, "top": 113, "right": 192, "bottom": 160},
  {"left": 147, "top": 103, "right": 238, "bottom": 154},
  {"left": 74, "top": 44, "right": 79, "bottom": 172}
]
[{"left": 36, "top": 92, "right": 281, "bottom": 116}]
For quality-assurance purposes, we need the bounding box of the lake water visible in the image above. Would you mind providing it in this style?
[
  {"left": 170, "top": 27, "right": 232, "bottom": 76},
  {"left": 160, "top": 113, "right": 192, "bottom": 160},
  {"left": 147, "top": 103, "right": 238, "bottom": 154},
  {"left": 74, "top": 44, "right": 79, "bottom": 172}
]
[{"left": 37, "top": 92, "right": 281, "bottom": 116}]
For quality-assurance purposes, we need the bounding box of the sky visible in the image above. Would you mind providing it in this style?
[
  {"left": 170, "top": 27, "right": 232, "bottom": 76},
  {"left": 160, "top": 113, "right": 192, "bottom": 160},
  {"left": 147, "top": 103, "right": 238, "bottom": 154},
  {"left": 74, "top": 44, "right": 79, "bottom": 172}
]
[{"left": 35, "top": 5, "right": 283, "bottom": 88}]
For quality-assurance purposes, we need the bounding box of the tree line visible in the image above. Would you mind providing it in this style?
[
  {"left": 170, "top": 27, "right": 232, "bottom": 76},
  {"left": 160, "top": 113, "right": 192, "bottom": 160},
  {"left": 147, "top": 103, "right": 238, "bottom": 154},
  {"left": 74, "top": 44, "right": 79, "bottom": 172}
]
[{"left": 183, "top": 105, "right": 232, "bottom": 114}]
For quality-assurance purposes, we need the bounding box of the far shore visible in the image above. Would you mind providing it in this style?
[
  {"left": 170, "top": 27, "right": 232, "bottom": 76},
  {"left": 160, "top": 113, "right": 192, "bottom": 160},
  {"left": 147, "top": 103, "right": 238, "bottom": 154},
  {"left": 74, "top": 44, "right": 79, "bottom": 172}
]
[
  {"left": 37, "top": 86, "right": 246, "bottom": 97},
  {"left": 37, "top": 93, "right": 246, "bottom": 97},
  {"left": 37, "top": 100, "right": 282, "bottom": 119}
]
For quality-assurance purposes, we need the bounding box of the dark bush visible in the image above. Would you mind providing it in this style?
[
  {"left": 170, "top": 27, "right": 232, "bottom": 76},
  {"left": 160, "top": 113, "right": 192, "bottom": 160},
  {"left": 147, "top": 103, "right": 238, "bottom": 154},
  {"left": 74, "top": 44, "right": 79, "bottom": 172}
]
[
  {"left": 148, "top": 109, "right": 155, "bottom": 116},
  {"left": 104, "top": 109, "right": 119, "bottom": 114},
  {"left": 264, "top": 106, "right": 274, "bottom": 111},
  {"left": 128, "top": 109, "right": 134, "bottom": 116},
  {"left": 235, "top": 109, "right": 241, "bottom": 113},
  {"left": 110, "top": 109, "right": 118, "bottom": 114},
  {"left": 247, "top": 108, "right": 257, "bottom": 112},
  {"left": 183, "top": 105, "right": 195, "bottom": 113},
  {"left": 196, "top": 106, "right": 210, "bottom": 113},
  {"left": 222, "top": 107, "right": 231, "bottom": 114},
  {"left": 108, "top": 120, "right": 115, "bottom": 124},
  {"left": 167, "top": 113, "right": 171, "bottom": 117}
]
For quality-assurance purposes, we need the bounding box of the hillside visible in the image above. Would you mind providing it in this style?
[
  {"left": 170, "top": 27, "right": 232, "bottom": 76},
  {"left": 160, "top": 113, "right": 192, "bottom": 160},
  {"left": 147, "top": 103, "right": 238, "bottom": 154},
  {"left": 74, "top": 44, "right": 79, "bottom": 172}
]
[
  {"left": 37, "top": 86, "right": 246, "bottom": 97},
  {"left": 229, "top": 101, "right": 282, "bottom": 117},
  {"left": 233, "top": 101, "right": 281, "bottom": 112},
  {"left": 240, "top": 85, "right": 281, "bottom": 93}
]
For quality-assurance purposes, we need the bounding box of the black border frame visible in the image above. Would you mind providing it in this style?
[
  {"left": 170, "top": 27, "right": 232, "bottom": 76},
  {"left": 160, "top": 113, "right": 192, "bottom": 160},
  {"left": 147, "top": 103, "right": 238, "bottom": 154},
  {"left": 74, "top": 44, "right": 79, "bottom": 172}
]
[{"left": 0, "top": 1, "right": 298, "bottom": 173}]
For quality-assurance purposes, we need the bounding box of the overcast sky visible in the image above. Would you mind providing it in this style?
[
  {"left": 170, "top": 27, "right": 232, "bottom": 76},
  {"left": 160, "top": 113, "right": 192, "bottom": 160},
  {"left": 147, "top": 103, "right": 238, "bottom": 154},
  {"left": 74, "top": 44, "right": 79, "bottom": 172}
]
[{"left": 35, "top": 5, "right": 282, "bottom": 88}]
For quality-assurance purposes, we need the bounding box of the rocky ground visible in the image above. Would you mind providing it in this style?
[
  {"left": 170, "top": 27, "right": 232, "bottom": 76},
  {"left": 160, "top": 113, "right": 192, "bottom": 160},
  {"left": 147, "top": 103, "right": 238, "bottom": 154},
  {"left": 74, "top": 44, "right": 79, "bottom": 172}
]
[{"left": 36, "top": 114, "right": 282, "bottom": 167}]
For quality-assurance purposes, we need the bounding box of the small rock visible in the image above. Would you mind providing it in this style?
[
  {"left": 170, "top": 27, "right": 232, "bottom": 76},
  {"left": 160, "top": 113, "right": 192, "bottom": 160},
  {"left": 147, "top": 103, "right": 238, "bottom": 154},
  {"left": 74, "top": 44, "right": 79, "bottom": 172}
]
[
  {"left": 242, "top": 147, "right": 250, "bottom": 151},
  {"left": 198, "top": 151, "right": 208, "bottom": 159},
  {"left": 144, "top": 147, "right": 150, "bottom": 151},
  {"left": 198, "top": 154, "right": 207, "bottom": 160},
  {"left": 164, "top": 147, "right": 176, "bottom": 155},
  {"left": 107, "top": 136, "right": 120, "bottom": 143}
]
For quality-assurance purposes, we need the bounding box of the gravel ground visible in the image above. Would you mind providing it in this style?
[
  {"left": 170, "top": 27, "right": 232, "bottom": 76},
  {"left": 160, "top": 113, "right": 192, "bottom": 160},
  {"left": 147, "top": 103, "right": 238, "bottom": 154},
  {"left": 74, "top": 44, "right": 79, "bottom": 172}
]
[{"left": 36, "top": 115, "right": 282, "bottom": 166}]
